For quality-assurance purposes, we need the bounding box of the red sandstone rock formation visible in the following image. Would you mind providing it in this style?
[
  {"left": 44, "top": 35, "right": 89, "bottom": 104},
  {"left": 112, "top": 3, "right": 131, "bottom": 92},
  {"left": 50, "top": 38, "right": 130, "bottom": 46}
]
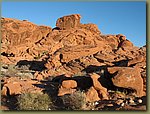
[
  {"left": 107, "top": 67, "right": 144, "bottom": 97},
  {"left": 1, "top": 14, "right": 146, "bottom": 100}
]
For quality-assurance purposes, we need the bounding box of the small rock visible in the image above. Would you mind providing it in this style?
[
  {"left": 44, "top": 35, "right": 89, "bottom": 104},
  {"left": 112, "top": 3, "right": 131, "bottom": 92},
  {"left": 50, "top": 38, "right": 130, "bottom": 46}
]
[
  {"left": 129, "top": 99, "right": 134, "bottom": 104},
  {"left": 115, "top": 99, "right": 124, "bottom": 105},
  {"left": 120, "top": 102, "right": 125, "bottom": 107},
  {"left": 143, "top": 66, "right": 146, "bottom": 69},
  {"left": 107, "top": 104, "right": 114, "bottom": 107},
  {"left": 61, "top": 80, "right": 77, "bottom": 89},
  {"left": 85, "top": 86, "right": 100, "bottom": 102},
  {"left": 138, "top": 99, "right": 142, "bottom": 103},
  {"left": 94, "top": 101, "right": 99, "bottom": 105},
  {"left": 128, "top": 98, "right": 137, "bottom": 106},
  {"left": 129, "top": 102, "right": 137, "bottom": 106},
  {"left": 1, "top": 86, "right": 8, "bottom": 96}
]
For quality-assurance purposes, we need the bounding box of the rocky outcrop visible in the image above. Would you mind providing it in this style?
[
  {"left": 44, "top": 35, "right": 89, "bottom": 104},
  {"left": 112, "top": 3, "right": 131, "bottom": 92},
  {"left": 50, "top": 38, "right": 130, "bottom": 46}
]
[
  {"left": 1, "top": 18, "right": 52, "bottom": 63},
  {"left": 57, "top": 73, "right": 108, "bottom": 101},
  {"left": 107, "top": 67, "right": 144, "bottom": 97},
  {"left": 1, "top": 77, "right": 43, "bottom": 96},
  {"left": 128, "top": 55, "right": 144, "bottom": 67},
  {"left": 56, "top": 14, "right": 81, "bottom": 30},
  {"left": 85, "top": 86, "right": 100, "bottom": 102},
  {"left": 90, "top": 73, "right": 108, "bottom": 100},
  {"left": 1, "top": 14, "right": 146, "bottom": 102}
]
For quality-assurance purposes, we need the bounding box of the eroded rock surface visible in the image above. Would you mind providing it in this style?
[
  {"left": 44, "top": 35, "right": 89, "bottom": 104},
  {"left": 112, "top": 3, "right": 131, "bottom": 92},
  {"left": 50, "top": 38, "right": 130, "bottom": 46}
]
[{"left": 1, "top": 14, "right": 146, "bottom": 110}]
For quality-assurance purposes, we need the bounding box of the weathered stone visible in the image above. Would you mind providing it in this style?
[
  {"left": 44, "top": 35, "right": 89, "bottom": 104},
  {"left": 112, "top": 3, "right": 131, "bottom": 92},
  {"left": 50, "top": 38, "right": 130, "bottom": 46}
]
[
  {"left": 120, "top": 40, "right": 133, "bottom": 48},
  {"left": 34, "top": 71, "right": 44, "bottom": 80},
  {"left": 1, "top": 18, "right": 52, "bottom": 64},
  {"left": 1, "top": 77, "right": 43, "bottom": 96},
  {"left": 1, "top": 86, "right": 8, "bottom": 96},
  {"left": 85, "top": 86, "right": 100, "bottom": 102},
  {"left": 90, "top": 73, "right": 108, "bottom": 100},
  {"left": 1, "top": 15, "right": 146, "bottom": 103},
  {"left": 2, "top": 82, "right": 22, "bottom": 95},
  {"left": 79, "top": 23, "right": 101, "bottom": 34},
  {"left": 128, "top": 55, "right": 144, "bottom": 67},
  {"left": 56, "top": 14, "right": 81, "bottom": 30},
  {"left": 61, "top": 80, "right": 77, "bottom": 89},
  {"left": 58, "top": 86, "right": 76, "bottom": 96},
  {"left": 116, "top": 34, "right": 126, "bottom": 41},
  {"left": 107, "top": 67, "right": 144, "bottom": 97}
]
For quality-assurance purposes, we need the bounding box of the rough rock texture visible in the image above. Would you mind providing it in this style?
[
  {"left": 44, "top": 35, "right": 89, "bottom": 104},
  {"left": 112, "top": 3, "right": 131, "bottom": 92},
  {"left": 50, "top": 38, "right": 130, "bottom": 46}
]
[
  {"left": 1, "top": 17, "right": 52, "bottom": 64},
  {"left": 56, "top": 14, "right": 81, "bottom": 30},
  {"left": 90, "top": 73, "right": 108, "bottom": 100},
  {"left": 107, "top": 67, "right": 144, "bottom": 97},
  {"left": 1, "top": 77, "right": 43, "bottom": 96},
  {"left": 61, "top": 80, "right": 77, "bottom": 89},
  {"left": 1, "top": 14, "right": 146, "bottom": 108},
  {"left": 85, "top": 86, "right": 100, "bottom": 102},
  {"left": 128, "top": 55, "right": 144, "bottom": 67},
  {"left": 58, "top": 86, "right": 76, "bottom": 96}
]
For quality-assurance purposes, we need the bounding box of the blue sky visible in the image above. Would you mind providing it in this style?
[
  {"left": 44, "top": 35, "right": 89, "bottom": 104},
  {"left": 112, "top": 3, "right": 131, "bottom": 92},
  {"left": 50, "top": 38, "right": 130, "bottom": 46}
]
[{"left": 2, "top": 1, "right": 146, "bottom": 47}]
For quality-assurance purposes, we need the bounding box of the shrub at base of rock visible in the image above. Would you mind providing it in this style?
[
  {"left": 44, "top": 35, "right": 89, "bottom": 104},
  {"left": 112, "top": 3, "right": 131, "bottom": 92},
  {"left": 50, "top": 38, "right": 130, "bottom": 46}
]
[
  {"left": 17, "top": 92, "right": 54, "bottom": 110},
  {"left": 60, "top": 91, "right": 86, "bottom": 110}
]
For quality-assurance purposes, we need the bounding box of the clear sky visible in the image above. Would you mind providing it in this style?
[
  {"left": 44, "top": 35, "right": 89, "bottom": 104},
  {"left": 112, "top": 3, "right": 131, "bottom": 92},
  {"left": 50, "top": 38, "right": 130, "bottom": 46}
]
[{"left": 2, "top": 1, "right": 146, "bottom": 47}]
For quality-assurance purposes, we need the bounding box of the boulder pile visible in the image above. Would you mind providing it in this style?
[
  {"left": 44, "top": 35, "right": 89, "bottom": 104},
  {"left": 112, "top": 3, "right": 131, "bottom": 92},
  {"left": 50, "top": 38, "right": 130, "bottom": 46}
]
[{"left": 1, "top": 14, "right": 146, "bottom": 105}]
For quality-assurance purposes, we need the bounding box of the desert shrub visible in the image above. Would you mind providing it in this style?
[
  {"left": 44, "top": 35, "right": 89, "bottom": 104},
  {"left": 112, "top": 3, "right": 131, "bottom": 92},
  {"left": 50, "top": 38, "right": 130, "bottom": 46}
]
[
  {"left": 60, "top": 91, "right": 86, "bottom": 110},
  {"left": 72, "top": 71, "right": 87, "bottom": 77},
  {"left": 17, "top": 92, "right": 54, "bottom": 110},
  {"left": 34, "top": 51, "right": 48, "bottom": 60}
]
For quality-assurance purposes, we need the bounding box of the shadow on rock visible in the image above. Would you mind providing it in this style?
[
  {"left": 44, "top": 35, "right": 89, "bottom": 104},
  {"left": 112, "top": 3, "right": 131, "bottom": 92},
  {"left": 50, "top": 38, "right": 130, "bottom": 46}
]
[
  {"left": 82, "top": 65, "right": 107, "bottom": 73},
  {"left": 32, "top": 78, "right": 64, "bottom": 110},
  {"left": 112, "top": 59, "right": 129, "bottom": 67},
  {"left": 16, "top": 60, "right": 47, "bottom": 72},
  {"left": 52, "top": 74, "right": 93, "bottom": 91},
  {"left": 1, "top": 94, "right": 19, "bottom": 110}
]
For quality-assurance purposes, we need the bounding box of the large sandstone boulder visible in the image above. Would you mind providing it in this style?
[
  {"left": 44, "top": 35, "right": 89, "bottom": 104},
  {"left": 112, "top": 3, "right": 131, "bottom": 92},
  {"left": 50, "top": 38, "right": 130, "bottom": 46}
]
[
  {"left": 61, "top": 80, "right": 77, "bottom": 89},
  {"left": 107, "top": 67, "right": 144, "bottom": 97},
  {"left": 2, "top": 83, "right": 22, "bottom": 96},
  {"left": 128, "top": 55, "right": 144, "bottom": 67},
  {"left": 90, "top": 73, "right": 108, "bottom": 100},
  {"left": 79, "top": 23, "right": 101, "bottom": 34},
  {"left": 120, "top": 40, "right": 133, "bottom": 49},
  {"left": 56, "top": 14, "right": 81, "bottom": 30},
  {"left": 85, "top": 86, "right": 100, "bottom": 102},
  {"left": 1, "top": 77, "right": 43, "bottom": 96}
]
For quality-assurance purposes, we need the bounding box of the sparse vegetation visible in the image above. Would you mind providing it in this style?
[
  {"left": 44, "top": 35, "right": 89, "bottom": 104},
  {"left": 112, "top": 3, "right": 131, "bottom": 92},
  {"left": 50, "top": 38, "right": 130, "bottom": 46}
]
[
  {"left": 17, "top": 92, "right": 54, "bottom": 110},
  {"left": 34, "top": 51, "right": 48, "bottom": 60},
  {"left": 72, "top": 71, "right": 87, "bottom": 77},
  {"left": 1, "top": 14, "right": 146, "bottom": 111},
  {"left": 60, "top": 91, "right": 86, "bottom": 110}
]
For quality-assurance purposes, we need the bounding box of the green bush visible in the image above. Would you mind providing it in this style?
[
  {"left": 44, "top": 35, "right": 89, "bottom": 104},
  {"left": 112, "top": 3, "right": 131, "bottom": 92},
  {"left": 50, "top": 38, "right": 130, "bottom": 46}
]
[
  {"left": 17, "top": 92, "right": 54, "bottom": 110},
  {"left": 60, "top": 91, "right": 86, "bottom": 110}
]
